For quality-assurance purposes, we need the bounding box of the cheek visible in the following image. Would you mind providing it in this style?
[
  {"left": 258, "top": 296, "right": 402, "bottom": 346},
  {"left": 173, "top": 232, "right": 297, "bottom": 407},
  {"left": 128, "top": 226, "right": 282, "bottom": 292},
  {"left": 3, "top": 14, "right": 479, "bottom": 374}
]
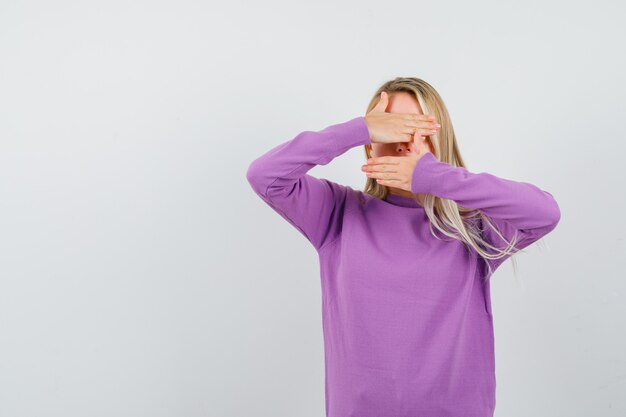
[
  {"left": 371, "top": 144, "right": 394, "bottom": 157},
  {"left": 425, "top": 137, "right": 434, "bottom": 152}
]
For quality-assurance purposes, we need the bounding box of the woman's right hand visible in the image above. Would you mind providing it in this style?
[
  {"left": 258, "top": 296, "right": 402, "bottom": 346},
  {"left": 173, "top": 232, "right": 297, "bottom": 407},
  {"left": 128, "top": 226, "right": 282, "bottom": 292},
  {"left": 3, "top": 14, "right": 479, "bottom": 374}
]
[{"left": 364, "top": 91, "right": 441, "bottom": 144}]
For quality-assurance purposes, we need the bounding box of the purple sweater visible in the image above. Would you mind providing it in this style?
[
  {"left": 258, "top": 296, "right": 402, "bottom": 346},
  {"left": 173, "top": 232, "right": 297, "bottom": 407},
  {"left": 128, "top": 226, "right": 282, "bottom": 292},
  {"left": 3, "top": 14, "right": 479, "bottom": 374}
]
[{"left": 246, "top": 116, "right": 560, "bottom": 417}]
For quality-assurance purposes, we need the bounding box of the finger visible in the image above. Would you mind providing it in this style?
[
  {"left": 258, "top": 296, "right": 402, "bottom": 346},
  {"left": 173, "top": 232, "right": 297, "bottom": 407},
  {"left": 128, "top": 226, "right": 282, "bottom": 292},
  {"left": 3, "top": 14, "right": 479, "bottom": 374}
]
[
  {"left": 418, "top": 127, "right": 439, "bottom": 136},
  {"left": 366, "top": 156, "right": 402, "bottom": 165},
  {"left": 366, "top": 170, "right": 400, "bottom": 181},
  {"left": 364, "top": 165, "right": 400, "bottom": 174},
  {"left": 361, "top": 161, "right": 398, "bottom": 172},
  {"left": 388, "top": 128, "right": 428, "bottom": 143},
  {"left": 373, "top": 91, "right": 389, "bottom": 112},
  {"left": 409, "top": 124, "right": 439, "bottom": 135},
  {"left": 375, "top": 178, "right": 405, "bottom": 187},
  {"left": 404, "top": 122, "right": 438, "bottom": 131},
  {"left": 406, "top": 119, "right": 440, "bottom": 130},
  {"left": 397, "top": 130, "right": 417, "bottom": 143}
]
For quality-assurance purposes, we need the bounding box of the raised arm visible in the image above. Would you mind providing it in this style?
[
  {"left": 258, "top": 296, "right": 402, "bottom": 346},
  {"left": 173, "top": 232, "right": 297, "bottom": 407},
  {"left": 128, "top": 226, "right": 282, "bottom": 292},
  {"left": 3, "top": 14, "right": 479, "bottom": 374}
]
[
  {"left": 410, "top": 152, "right": 561, "bottom": 270},
  {"left": 245, "top": 116, "right": 371, "bottom": 251}
]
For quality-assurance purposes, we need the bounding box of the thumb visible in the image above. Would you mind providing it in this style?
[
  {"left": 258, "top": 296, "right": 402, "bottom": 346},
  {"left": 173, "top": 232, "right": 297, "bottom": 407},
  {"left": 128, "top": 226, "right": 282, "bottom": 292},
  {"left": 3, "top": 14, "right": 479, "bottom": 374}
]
[
  {"left": 372, "top": 91, "right": 388, "bottom": 113},
  {"left": 413, "top": 128, "right": 423, "bottom": 142}
]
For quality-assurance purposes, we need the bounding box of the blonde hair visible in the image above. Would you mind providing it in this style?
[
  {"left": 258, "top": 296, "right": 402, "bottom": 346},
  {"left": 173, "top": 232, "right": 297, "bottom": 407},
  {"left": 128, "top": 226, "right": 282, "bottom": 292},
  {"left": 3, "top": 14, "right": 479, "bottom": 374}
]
[{"left": 363, "top": 77, "right": 522, "bottom": 282}]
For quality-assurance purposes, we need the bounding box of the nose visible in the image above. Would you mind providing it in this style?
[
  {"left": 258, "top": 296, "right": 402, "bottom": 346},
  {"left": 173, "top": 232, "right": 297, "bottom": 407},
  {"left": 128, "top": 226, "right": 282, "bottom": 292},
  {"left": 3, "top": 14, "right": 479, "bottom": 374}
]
[{"left": 396, "top": 142, "right": 412, "bottom": 155}]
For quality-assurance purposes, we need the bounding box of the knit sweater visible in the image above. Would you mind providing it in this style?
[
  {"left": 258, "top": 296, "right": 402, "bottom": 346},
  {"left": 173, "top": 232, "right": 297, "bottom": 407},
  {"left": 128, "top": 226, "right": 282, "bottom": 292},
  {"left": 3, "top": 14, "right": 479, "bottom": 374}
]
[{"left": 245, "top": 116, "right": 561, "bottom": 417}]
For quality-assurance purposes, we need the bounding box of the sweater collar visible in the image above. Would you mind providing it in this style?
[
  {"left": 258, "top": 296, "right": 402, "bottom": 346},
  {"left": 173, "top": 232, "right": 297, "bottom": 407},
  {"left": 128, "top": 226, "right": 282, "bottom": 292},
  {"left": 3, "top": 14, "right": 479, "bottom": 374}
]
[{"left": 384, "top": 193, "right": 424, "bottom": 208}]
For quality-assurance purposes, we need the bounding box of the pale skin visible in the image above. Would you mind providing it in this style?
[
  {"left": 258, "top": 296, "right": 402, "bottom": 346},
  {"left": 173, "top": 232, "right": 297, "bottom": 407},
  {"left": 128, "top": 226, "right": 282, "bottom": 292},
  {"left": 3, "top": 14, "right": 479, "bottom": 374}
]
[{"left": 362, "top": 91, "right": 441, "bottom": 204}]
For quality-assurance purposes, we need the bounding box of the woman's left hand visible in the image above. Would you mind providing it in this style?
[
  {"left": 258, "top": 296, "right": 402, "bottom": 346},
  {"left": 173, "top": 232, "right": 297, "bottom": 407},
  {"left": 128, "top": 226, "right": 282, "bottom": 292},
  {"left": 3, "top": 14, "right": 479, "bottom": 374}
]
[{"left": 362, "top": 150, "right": 432, "bottom": 192}]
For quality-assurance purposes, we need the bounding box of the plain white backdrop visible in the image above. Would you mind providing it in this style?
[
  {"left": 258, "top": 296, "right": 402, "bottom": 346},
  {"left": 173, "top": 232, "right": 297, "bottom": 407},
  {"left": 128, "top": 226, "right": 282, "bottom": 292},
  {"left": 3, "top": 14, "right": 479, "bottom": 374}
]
[{"left": 1, "top": 1, "right": 624, "bottom": 416}]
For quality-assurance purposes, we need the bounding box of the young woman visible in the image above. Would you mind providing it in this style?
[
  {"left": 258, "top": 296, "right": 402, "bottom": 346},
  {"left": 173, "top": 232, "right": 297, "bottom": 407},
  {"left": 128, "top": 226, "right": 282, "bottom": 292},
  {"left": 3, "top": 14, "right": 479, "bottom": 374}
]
[{"left": 246, "top": 77, "right": 560, "bottom": 417}]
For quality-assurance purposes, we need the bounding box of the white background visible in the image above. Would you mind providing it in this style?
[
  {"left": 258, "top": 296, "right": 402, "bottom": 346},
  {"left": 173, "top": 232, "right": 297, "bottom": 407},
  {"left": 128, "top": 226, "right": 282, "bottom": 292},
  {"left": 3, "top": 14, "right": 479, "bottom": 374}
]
[{"left": 1, "top": 1, "right": 624, "bottom": 416}]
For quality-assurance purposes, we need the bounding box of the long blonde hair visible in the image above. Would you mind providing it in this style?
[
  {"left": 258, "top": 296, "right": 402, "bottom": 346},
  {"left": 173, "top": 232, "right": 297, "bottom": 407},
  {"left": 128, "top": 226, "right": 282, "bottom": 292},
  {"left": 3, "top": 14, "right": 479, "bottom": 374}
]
[{"left": 363, "top": 77, "right": 521, "bottom": 281}]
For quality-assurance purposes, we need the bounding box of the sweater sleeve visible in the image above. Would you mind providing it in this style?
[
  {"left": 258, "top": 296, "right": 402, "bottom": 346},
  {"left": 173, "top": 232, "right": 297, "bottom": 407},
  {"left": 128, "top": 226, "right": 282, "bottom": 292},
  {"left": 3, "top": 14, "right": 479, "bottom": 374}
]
[
  {"left": 410, "top": 152, "right": 561, "bottom": 271},
  {"left": 246, "top": 116, "right": 372, "bottom": 251}
]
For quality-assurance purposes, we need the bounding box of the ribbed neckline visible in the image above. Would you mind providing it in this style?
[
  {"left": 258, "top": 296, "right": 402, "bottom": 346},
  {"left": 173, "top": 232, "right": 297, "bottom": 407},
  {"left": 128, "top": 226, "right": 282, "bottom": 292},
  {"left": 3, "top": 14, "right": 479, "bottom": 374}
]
[{"left": 384, "top": 193, "right": 424, "bottom": 208}]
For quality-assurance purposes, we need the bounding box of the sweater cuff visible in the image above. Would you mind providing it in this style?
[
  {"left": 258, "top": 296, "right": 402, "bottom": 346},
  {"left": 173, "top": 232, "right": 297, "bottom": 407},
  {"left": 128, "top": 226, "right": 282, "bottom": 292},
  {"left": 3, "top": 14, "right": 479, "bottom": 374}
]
[
  {"left": 325, "top": 116, "right": 371, "bottom": 155},
  {"left": 410, "top": 152, "right": 446, "bottom": 195}
]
